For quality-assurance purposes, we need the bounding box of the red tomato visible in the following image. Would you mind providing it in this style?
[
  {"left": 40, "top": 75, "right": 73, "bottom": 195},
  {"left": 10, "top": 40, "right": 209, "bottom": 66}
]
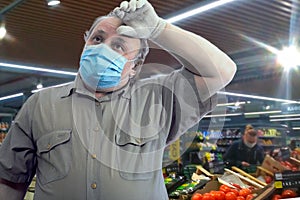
[
  {"left": 237, "top": 196, "right": 245, "bottom": 200},
  {"left": 281, "top": 189, "right": 297, "bottom": 198},
  {"left": 210, "top": 191, "right": 219, "bottom": 200},
  {"left": 220, "top": 185, "right": 232, "bottom": 193},
  {"left": 225, "top": 191, "right": 237, "bottom": 200},
  {"left": 292, "top": 167, "right": 298, "bottom": 171},
  {"left": 203, "top": 193, "right": 215, "bottom": 200},
  {"left": 231, "top": 183, "right": 242, "bottom": 190},
  {"left": 239, "top": 188, "right": 251, "bottom": 197},
  {"left": 245, "top": 194, "right": 254, "bottom": 200},
  {"left": 272, "top": 194, "right": 281, "bottom": 200},
  {"left": 192, "top": 193, "right": 203, "bottom": 200},
  {"left": 215, "top": 191, "right": 226, "bottom": 200},
  {"left": 264, "top": 176, "right": 273, "bottom": 184},
  {"left": 230, "top": 189, "right": 239, "bottom": 196},
  {"left": 285, "top": 161, "right": 294, "bottom": 168}
]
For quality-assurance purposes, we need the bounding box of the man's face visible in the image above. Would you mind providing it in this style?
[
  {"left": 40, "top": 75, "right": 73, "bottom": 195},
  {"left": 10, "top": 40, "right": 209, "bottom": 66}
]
[
  {"left": 244, "top": 129, "right": 257, "bottom": 144},
  {"left": 85, "top": 17, "right": 141, "bottom": 91}
]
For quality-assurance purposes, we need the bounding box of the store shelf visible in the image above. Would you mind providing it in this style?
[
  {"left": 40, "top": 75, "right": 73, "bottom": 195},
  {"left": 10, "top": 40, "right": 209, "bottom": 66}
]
[
  {"left": 259, "top": 136, "right": 283, "bottom": 139},
  {"left": 261, "top": 145, "right": 283, "bottom": 148},
  {"left": 221, "top": 136, "right": 241, "bottom": 139}
]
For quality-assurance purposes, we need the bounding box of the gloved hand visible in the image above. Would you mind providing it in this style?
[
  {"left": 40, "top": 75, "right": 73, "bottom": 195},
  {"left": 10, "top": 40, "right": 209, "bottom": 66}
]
[{"left": 113, "top": 0, "right": 167, "bottom": 39}]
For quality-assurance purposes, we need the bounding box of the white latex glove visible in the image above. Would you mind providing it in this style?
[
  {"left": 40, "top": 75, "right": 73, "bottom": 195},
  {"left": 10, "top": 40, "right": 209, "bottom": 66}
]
[{"left": 113, "top": 0, "right": 167, "bottom": 39}]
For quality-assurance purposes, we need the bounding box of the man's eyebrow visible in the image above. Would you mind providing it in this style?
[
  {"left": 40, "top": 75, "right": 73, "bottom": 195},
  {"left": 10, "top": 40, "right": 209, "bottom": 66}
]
[
  {"left": 113, "top": 37, "right": 126, "bottom": 44},
  {"left": 93, "top": 29, "right": 107, "bottom": 37}
]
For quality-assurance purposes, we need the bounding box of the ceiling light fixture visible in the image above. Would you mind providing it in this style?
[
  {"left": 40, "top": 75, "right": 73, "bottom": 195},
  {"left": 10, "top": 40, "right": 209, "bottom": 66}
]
[
  {"left": 0, "top": 21, "right": 6, "bottom": 40},
  {"left": 166, "top": 0, "right": 237, "bottom": 23},
  {"left": 293, "top": 127, "right": 300, "bottom": 130},
  {"left": 0, "top": 62, "right": 77, "bottom": 76},
  {"left": 216, "top": 101, "right": 246, "bottom": 107},
  {"left": 218, "top": 91, "right": 300, "bottom": 104},
  {"left": 47, "top": 0, "right": 60, "bottom": 6},
  {"left": 244, "top": 110, "right": 281, "bottom": 116},
  {"left": 36, "top": 83, "right": 43, "bottom": 89},
  {"left": 270, "top": 114, "right": 300, "bottom": 118},
  {"left": 203, "top": 113, "right": 243, "bottom": 118},
  {"left": 270, "top": 118, "right": 300, "bottom": 122},
  {"left": 31, "top": 82, "right": 72, "bottom": 93},
  {"left": 277, "top": 46, "right": 300, "bottom": 70},
  {"left": 0, "top": 93, "right": 24, "bottom": 102}
]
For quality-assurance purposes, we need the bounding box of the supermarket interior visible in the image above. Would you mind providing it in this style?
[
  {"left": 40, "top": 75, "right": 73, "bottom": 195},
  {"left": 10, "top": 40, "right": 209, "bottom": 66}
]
[{"left": 1, "top": 0, "right": 300, "bottom": 200}]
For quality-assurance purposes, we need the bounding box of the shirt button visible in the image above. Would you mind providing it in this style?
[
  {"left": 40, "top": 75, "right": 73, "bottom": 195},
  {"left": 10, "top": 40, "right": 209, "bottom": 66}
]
[
  {"left": 95, "top": 102, "right": 100, "bottom": 106},
  {"left": 47, "top": 144, "right": 51, "bottom": 150},
  {"left": 91, "top": 183, "right": 97, "bottom": 189},
  {"left": 94, "top": 127, "right": 100, "bottom": 131},
  {"left": 91, "top": 154, "right": 97, "bottom": 159},
  {"left": 135, "top": 138, "right": 142, "bottom": 144}
]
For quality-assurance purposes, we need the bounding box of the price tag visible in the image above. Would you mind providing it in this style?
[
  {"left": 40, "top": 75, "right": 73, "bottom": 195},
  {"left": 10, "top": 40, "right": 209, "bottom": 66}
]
[
  {"left": 169, "top": 139, "right": 180, "bottom": 161},
  {"left": 274, "top": 181, "right": 283, "bottom": 188}
]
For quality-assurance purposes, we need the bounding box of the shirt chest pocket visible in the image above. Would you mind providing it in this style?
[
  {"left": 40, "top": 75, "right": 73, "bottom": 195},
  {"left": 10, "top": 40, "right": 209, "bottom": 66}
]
[
  {"left": 36, "top": 130, "right": 72, "bottom": 185},
  {"left": 115, "top": 131, "right": 163, "bottom": 181}
]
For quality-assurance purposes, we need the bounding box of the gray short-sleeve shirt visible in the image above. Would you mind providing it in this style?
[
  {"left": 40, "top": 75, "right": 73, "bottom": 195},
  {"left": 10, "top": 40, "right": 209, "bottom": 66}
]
[{"left": 0, "top": 68, "right": 217, "bottom": 200}]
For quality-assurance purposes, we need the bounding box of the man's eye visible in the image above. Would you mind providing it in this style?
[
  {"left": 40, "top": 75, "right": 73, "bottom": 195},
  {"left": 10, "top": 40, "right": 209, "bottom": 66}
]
[
  {"left": 93, "top": 36, "right": 103, "bottom": 43},
  {"left": 112, "top": 43, "right": 125, "bottom": 53}
]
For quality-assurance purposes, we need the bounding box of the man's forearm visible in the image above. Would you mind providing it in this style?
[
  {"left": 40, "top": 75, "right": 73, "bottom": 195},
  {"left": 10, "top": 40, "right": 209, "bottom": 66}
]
[
  {"left": 0, "top": 179, "right": 28, "bottom": 200},
  {"left": 152, "top": 23, "right": 236, "bottom": 83}
]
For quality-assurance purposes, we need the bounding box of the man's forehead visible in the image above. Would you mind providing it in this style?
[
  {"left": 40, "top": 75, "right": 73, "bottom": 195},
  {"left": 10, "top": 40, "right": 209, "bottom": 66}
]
[
  {"left": 97, "top": 17, "right": 122, "bottom": 28},
  {"left": 90, "top": 16, "right": 141, "bottom": 50},
  {"left": 96, "top": 17, "right": 122, "bottom": 31}
]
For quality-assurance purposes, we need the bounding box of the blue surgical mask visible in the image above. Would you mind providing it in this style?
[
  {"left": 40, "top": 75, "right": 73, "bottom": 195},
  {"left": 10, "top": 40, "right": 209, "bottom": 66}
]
[{"left": 79, "top": 43, "right": 128, "bottom": 91}]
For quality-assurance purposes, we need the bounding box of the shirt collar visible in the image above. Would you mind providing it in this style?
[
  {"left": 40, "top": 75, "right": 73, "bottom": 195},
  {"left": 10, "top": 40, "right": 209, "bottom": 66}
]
[{"left": 62, "top": 75, "right": 132, "bottom": 101}]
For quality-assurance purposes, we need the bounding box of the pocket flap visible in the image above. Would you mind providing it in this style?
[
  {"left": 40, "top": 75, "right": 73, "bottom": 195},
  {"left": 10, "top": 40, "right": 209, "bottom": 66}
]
[
  {"left": 37, "top": 130, "right": 72, "bottom": 154},
  {"left": 116, "top": 132, "right": 159, "bottom": 146}
]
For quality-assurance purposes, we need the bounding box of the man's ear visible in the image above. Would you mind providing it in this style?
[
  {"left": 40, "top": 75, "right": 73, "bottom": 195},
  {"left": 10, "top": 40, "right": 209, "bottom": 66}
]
[
  {"left": 132, "top": 59, "right": 144, "bottom": 72},
  {"left": 129, "top": 69, "right": 136, "bottom": 78}
]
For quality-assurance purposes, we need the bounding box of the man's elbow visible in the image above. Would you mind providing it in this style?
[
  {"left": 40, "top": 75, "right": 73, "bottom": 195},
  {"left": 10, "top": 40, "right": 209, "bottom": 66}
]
[{"left": 221, "top": 60, "right": 237, "bottom": 87}]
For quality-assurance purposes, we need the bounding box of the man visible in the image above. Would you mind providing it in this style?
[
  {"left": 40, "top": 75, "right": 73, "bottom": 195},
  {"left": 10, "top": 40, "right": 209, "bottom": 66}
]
[
  {"left": 223, "top": 125, "right": 265, "bottom": 169},
  {"left": 0, "top": 0, "right": 236, "bottom": 199}
]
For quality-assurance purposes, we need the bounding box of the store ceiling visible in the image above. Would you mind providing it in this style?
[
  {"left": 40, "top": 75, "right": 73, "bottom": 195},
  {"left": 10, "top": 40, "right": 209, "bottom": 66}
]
[{"left": 0, "top": 0, "right": 300, "bottom": 111}]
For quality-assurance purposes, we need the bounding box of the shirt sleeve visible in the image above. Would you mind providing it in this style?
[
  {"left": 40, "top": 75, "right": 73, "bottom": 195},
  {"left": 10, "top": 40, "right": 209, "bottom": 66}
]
[
  {"left": 0, "top": 94, "right": 38, "bottom": 183},
  {"left": 164, "top": 68, "right": 218, "bottom": 144}
]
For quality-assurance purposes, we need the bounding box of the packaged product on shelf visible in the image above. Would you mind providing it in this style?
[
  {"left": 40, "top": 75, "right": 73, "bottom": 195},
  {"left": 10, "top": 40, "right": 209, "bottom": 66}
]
[
  {"left": 168, "top": 179, "right": 209, "bottom": 199},
  {"left": 164, "top": 174, "right": 187, "bottom": 194}
]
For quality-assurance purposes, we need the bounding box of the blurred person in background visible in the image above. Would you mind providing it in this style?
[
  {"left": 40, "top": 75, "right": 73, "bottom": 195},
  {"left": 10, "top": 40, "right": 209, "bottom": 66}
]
[{"left": 223, "top": 124, "right": 265, "bottom": 170}]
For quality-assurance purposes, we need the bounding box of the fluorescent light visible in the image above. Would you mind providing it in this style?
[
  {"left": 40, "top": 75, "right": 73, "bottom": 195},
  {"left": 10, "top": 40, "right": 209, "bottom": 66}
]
[
  {"left": 0, "top": 25, "right": 6, "bottom": 40},
  {"left": 270, "top": 118, "right": 300, "bottom": 122},
  {"left": 293, "top": 127, "right": 300, "bottom": 130},
  {"left": 218, "top": 91, "right": 300, "bottom": 104},
  {"left": 277, "top": 46, "right": 300, "bottom": 70},
  {"left": 166, "top": 0, "right": 237, "bottom": 23},
  {"left": 0, "top": 62, "right": 77, "bottom": 76},
  {"left": 203, "top": 113, "right": 243, "bottom": 118},
  {"left": 47, "top": 0, "right": 60, "bottom": 6},
  {"left": 36, "top": 83, "right": 43, "bottom": 89},
  {"left": 31, "top": 82, "right": 72, "bottom": 93},
  {"left": 217, "top": 101, "right": 246, "bottom": 107},
  {"left": 244, "top": 110, "right": 281, "bottom": 116},
  {"left": 0, "top": 93, "right": 24, "bottom": 101},
  {"left": 270, "top": 114, "right": 300, "bottom": 118}
]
